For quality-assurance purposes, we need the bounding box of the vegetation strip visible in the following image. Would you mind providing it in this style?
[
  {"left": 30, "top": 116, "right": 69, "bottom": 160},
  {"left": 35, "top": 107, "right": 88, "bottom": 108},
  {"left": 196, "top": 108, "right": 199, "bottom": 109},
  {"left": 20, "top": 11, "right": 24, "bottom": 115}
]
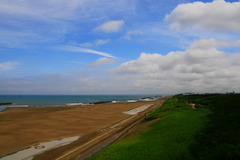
[{"left": 89, "top": 94, "right": 240, "bottom": 160}]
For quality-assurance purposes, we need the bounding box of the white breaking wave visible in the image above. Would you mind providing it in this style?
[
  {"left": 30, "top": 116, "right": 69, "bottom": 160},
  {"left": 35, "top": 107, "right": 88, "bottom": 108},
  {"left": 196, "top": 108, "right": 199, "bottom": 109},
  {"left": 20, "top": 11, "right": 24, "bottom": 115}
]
[{"left": 66, "top": 103, "right": 83, "bottom": 106}]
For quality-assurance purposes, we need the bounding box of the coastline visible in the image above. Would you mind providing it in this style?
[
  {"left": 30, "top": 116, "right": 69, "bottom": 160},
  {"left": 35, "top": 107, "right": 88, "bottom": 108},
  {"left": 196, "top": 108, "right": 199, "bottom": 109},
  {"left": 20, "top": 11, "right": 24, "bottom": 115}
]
[
  {"left": 0, "top": 95, "right": 162, "bottom": 112},
  {"left": 0, "top": 100, "right": 162, "bottom": 158}
]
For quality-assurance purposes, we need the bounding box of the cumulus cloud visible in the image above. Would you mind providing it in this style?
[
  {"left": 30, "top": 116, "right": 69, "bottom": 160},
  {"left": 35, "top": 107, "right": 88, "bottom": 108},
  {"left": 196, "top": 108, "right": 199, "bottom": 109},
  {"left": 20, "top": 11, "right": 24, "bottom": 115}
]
[
  {"left": 165, "top": 0, "right": 240, "bottom": 32},
  {"left": 0, "top": 61, "right": 21, "bottom": 72},
  {"left": 94, "top": 20, "right": 124, "bottom": 33},
  {"left": 90, "top": 57, "right": 117, "bottom": 67},
  {"left": 189, "top": 38, "right": 230, "bottom": 50},
  {"left": 112, "top": 39, "right": 240, "bottom": 93}
]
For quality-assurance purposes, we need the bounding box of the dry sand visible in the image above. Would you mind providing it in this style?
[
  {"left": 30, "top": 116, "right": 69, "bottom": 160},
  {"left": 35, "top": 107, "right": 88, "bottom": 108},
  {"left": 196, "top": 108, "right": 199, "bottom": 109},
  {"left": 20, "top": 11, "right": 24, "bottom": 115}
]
[{"left": 0, "top": 101, "right": 157, "bottom": 156}]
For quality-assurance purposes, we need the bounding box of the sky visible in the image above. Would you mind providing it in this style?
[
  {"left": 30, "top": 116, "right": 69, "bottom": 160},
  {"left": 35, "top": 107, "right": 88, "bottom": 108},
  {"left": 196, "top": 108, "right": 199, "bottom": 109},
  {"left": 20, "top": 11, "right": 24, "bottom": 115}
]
[{"left": 0, "top": 0, "right": 240, "bottom": 95}]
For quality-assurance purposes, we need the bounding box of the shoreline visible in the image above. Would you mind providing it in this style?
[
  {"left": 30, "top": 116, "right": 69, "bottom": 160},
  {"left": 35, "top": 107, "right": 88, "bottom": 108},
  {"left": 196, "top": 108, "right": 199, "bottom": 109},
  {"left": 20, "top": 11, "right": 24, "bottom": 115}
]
[{"left": 0, "top": 96, "right": 162, "bottom": 112}]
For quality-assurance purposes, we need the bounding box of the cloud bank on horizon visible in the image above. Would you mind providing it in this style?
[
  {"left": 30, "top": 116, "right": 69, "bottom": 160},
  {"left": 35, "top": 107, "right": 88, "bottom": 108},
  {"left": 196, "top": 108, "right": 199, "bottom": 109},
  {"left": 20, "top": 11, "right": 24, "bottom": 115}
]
[
  {"left": 112, "top": 39, "right": 240, "bottom": 93},
  {"left": 0, "top": 0, "right": 240, "bottom": 94}
]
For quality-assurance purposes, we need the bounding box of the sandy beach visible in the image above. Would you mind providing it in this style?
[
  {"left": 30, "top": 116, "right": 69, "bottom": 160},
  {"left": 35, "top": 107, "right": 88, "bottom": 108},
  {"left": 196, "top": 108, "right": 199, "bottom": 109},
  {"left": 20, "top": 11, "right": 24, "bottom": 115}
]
[{"left": 0, "top": 101, "right": 161, "bottom": 157}]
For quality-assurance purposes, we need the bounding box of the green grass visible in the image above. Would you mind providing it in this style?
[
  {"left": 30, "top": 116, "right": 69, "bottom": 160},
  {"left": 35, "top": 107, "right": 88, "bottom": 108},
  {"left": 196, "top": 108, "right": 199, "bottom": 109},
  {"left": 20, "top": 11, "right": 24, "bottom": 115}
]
[
  {"left": 89, "top": 94, "right": 240, "bottom": 160},
  {"left": 89, "top": 97, "right": 210, "bottom": 160}
]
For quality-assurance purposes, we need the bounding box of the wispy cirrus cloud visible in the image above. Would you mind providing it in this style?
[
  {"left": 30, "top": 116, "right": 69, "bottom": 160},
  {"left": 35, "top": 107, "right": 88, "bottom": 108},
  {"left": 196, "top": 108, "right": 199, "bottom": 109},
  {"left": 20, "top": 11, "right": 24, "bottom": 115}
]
[
  {"left": 0, "top": 61, "right": 21, "bottom": 72},
  {"left": 78, "top": 39, "right": 110, "bottom": 47},
  {"left": 123, "top": 30, "right": 143, "bottom": 40},
  {"left": 79, "top": 42, "right": 93, "bottom": 47},
  {"left": 59, "top": 45, "right": 117, "bottom": 59},
  {"left": 95, "top": 39, "right": 110, "bottom": 45},
  {"left": 0, "top": 0, "right": 134, "bottom": 48},
  {"left": 0, "top": 0, "right": 132, "bottom": 25}
]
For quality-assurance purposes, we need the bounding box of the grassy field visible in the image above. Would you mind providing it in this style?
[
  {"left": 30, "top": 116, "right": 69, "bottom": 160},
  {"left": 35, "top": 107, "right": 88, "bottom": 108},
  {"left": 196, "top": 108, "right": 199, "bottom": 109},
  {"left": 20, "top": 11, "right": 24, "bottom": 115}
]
[{"left": 89, "top": 94, "right": 240, "bottom": 160}]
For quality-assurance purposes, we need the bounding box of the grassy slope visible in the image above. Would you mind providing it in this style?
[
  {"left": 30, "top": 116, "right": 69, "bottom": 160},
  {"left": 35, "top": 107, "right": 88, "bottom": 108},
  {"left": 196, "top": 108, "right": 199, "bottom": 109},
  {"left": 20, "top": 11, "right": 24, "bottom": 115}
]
[
  {"left": 89, "top": 97, "right": 210, "bottom": 160},
  {"left": 90, "top": 94, "right": 240, "bottom": 160}
]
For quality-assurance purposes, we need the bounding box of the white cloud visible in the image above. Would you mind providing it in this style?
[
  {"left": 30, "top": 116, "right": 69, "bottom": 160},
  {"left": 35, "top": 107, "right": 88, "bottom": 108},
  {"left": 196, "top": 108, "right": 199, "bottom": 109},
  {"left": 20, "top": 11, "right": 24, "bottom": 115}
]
[
  {"left": 189, "top": 38, "right": 230, "bottom": 50},
  {"left": 0, "top": 61, "right": 21, "bottom": 72},
  {"left": 1, "top": 39, "right": 239, "bottom": 94},
  {"left": 112, "top": 39, "right": 240, "bottom": 93},
  {"left": 94, "top": 20, "right": 124, "bottom": 33},
  {"left": 60, "top": 45, "right": 117, "bottom": 59},
  {"left": 90, "top": 57, "right": 117, "bottom": 67},
  {"left": 165, "top": 0, "right": 240, "bottom": 32},
  {"left": 95, "top": 39, "right": 110, "bottom": 45},
  {"left": 124, "top": 30, "right": 143, "bottom": 40}
]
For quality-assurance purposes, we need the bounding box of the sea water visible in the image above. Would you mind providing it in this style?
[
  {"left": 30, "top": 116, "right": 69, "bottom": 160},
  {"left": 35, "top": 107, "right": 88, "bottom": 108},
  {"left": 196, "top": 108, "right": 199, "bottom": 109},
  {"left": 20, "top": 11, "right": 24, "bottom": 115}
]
[{"left": 0, "top": 95, "right": 157, "bottom": 111}]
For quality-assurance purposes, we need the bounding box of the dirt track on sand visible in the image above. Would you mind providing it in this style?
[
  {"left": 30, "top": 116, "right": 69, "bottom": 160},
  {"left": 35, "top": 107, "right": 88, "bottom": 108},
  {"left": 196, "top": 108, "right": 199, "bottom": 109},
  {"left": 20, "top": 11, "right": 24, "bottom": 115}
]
[{"left": 0, "top": 101, "right": 158, "bottom": 156}]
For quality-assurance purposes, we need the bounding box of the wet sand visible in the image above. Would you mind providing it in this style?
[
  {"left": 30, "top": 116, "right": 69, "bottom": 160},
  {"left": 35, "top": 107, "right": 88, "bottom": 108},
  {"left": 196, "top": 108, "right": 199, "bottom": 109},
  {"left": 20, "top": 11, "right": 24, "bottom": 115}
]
[{"left": 0, "top": 101, "right": 157, "bottom": 156}]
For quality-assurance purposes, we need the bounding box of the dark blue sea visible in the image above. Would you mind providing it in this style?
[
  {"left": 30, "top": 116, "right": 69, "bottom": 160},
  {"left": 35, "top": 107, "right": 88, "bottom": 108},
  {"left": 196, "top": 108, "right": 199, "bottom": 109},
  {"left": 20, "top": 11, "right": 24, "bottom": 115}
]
[{"left": 0, "top": 95, "right": 158, "bottom": 111}]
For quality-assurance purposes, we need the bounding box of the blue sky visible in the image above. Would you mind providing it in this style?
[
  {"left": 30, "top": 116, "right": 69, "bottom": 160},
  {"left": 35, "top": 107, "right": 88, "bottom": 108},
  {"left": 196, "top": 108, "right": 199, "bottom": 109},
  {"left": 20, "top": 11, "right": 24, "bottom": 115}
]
[{"left": 0, "top": 0, "right": 240, "bottom": 95}]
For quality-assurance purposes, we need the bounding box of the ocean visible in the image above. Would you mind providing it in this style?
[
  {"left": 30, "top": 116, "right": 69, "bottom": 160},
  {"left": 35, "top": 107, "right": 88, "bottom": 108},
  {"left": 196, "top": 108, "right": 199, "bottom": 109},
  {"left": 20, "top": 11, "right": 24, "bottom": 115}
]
[{"left": 0, "top": 95, "right": 158, "bottom": 111}]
